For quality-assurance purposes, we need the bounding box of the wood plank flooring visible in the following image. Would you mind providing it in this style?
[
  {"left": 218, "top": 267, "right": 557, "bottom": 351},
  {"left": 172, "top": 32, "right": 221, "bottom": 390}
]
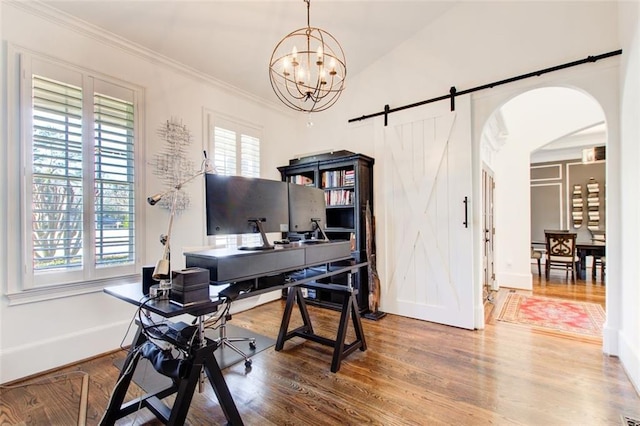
[
  {"left": 528, "top": 265, "right": 606, "bottom": 307},
  {"left": 2, "top": 269, "right": 637, "bottom": 425}
]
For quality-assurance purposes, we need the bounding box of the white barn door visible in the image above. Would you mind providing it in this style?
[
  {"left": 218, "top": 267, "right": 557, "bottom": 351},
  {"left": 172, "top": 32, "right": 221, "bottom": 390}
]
[{"left": 375, "top": 96, "right": 474, "bottom": 329}]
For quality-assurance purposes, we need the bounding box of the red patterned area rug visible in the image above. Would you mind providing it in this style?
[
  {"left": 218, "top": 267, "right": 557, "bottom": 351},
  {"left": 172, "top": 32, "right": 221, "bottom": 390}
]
[{"left": 497, "top": 293, "right": 605, "bottom": 341}]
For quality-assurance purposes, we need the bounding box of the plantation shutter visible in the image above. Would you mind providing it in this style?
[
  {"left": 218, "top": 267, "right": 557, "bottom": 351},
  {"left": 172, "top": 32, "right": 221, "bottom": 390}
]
[
  {"left": 240, "top": 134, "right": 260, "bottom": 178},
  {"left": 31, "top": 76, "right": 84, "bottom": 271},
  {"left": 94, "top": 92, "right": 135, "bottom": 266},
  {"left": 214, "top": 127, "right": 237, "bottom": 176}
]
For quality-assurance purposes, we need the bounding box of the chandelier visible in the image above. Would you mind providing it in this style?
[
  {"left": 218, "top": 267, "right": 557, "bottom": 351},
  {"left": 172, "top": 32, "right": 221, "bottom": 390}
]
[{"left": 269, "top": 0, "right": 347, "bottom": 113}]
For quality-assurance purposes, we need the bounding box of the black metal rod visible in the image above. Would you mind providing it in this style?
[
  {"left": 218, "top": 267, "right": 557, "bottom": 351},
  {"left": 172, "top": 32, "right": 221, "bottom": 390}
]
[{"left": 348, "top": 49, "right": 622, "bottom": 124}]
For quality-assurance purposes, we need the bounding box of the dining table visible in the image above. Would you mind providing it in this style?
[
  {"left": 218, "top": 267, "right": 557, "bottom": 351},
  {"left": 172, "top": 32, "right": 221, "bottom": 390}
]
[{"left": 576, "top": 241, "right": 606, "bottom": 280}]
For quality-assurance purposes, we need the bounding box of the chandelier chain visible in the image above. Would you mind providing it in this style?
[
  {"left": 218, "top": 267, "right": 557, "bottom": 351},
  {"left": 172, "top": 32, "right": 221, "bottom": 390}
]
[{"left": 305, "top": 0, "right": 310, "bottom": 28}]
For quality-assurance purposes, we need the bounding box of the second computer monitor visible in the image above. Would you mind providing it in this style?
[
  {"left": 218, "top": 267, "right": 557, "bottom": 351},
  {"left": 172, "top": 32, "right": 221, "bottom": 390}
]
[
  {"left": 288, "top": 183, "right": 327, "bottom": 235},
  {"left": 205, "top": 174, "right": 289, "bottom": 237}
]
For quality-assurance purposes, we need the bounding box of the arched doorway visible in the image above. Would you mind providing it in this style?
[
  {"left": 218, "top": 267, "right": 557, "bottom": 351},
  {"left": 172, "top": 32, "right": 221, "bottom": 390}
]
[{"left": 479, "top": 85, "right": 608, "bottom": 336}]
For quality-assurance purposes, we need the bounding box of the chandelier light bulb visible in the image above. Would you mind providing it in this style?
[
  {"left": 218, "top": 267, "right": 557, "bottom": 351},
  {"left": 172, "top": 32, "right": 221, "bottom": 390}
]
[
  {"left": 329, "top": 57, "right": 337, "bottom": 75},
  {"left": 268, "top": 0, "right": 347, "bottom": 113},
  {"left": 283, "top": 56, "right": 291, "bottom": 75}
]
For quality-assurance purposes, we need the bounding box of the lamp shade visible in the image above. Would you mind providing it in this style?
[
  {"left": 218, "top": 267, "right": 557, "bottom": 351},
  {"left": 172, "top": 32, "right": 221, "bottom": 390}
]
[{"left": 152, "top": 258, "right": 170, "bottom": 281}]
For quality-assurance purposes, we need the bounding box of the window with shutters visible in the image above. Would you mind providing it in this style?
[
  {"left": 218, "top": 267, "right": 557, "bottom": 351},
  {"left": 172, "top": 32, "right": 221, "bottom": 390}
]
[
  {"left": 205, "top": 112, "right": 262, "bottom": 247},
  {"left": 14, "top": 51, "right": 143, "bottom": 293}
]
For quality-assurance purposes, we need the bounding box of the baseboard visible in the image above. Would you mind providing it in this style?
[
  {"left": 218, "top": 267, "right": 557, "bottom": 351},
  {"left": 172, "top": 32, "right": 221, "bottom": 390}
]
[
  {"left": 0, "top": 320, "right": 132, "bottom": 384},
  {"left": 228, "top": 287, "right": 281, "bottom": 315},
  {"left": 618, "top": 330, "right": 640, "bottom": 397},
  {"left": 495, "top": 271, "right": 532, "bottom": 290}
]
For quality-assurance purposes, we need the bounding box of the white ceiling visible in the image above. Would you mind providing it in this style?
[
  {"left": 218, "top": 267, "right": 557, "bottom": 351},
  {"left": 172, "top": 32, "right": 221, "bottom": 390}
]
[
  {"left": 38, "top": 1, "right": 606, "bottom": 158},
  {"left": 42, "top": 0, "right": 457, "bottom": 103}
]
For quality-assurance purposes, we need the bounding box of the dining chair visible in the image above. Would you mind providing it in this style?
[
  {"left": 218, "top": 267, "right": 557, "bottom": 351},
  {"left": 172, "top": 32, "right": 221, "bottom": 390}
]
[
  {"left": 590, "top": 230, "right": 606, "bottom": 280},
  {"left": 531, "top": 247, "right": 543, "bottom": 276},
  {"left": 597, "top": 256, "right": 606, "bottom": 281},
  {"left": 545, "top": 231, "right": 580, "bottom": 283}
]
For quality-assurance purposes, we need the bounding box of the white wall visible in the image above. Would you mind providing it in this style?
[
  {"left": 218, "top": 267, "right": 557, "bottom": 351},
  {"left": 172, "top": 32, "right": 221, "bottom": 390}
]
[
  {"left": 0, "top": 2, "right": 298, "bottom": 383},
  {"left": 618, "top": 0, "right": 640, "bottom": 395}
]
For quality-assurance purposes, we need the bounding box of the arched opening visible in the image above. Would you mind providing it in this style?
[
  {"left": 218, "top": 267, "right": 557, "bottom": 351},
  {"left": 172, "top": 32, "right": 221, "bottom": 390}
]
[{"left": 480, "top": 86, "right": 607, "bottom": 335}]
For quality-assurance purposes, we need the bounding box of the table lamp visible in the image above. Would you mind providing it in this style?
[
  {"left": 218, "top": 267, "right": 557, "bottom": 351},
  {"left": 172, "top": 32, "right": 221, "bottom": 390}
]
[{"left": 147, "top": 151, "right": 215, "bottom": 293}]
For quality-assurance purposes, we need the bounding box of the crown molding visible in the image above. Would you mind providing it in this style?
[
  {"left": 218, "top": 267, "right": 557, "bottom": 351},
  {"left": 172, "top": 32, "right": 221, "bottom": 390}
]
[{"left": 7, "top": 0, "right": 292, "bottom": 114}]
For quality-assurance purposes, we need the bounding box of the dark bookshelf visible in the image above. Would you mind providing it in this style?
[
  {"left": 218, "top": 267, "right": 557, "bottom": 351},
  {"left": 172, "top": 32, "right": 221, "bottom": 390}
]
[{"left": 278, "top": 151, "right": 374, "bottom": 313}]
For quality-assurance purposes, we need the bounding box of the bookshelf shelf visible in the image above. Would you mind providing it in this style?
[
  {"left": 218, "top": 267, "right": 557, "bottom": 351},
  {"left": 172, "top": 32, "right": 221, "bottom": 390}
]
[
  {"left": 326, "top": 227, "right": 355, "bottom": 233},
  {"left": 326, "top": 205, "right": 354, "bottom": 209}
]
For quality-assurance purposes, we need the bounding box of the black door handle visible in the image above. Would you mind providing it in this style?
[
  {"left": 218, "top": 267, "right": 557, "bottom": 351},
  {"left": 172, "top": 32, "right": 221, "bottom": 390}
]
[{"left": 463, "top": 196, "right": 469, "bottom": 228}]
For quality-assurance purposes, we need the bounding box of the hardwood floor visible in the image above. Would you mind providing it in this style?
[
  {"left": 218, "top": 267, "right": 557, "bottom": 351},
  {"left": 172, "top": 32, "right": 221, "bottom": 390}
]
[
  {"left": 529, "top": 264, "right": 606, "bottom": 307},
  {"left": 2, "top": 270, "right": 637, "bottom": 425}
]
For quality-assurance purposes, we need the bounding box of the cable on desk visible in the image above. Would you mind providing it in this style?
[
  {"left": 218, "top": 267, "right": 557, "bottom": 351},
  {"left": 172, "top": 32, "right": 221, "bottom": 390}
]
[
  {"left": 202, "top": 299, "right": 231, "bottom": 332},
  {"left": 113, "top": 297, "right": 192, "bottom": 384},
  {"left": 114, "top": 294, "right": 192, "bottom": 383},
  {"left": 117, "top": 294, "right": 159, "bottom": 351}
]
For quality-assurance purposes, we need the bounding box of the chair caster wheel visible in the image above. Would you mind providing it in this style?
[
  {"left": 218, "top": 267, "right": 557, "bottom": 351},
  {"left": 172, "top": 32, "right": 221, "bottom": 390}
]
[
  {"left": 249, "top": 341, "right": 256, "bottom": 350},
  {"left": 244, "top": 359, "right": 252, "bottom": 368}
]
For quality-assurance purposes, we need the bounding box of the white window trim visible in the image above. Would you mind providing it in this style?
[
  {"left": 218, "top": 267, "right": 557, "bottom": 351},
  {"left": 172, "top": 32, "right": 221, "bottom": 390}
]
[{"left": 4, "top": 44, "right": 146, "bottom": 304}]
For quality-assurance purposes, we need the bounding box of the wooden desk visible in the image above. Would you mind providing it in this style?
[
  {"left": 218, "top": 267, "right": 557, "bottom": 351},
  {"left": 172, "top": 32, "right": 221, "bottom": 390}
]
[{"left": 576, "top": 241, "right": 606, "bottom": 280}]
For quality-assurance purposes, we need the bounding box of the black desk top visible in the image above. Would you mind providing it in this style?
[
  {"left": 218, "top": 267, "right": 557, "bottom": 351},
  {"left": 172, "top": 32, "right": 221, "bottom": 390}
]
[
  {"left": 184, "top": 240, "right": 353, "bottom": 284},
  {"left": 184, "top": 240, "right": 346, "bottom": 259},
  {"left": 104, "top": 283, "right": 226, "bottom": 318},
  {"left": 104, "top": 261, "right": 368, "bottom": 318}
]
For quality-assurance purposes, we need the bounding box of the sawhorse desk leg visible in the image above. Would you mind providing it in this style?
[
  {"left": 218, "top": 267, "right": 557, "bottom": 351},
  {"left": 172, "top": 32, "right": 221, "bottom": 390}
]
[
  {"left": 101, "top": 326, "right": 154, "bottom": 425},
  {"left": 167, "top": 342, "right": 243, "bottom": 425},
  {"left": 101, "top": 328, "right": 243, "bottom": 425},
  {"left": 276, "top": 285, "right": 367, "bottom": 373}
]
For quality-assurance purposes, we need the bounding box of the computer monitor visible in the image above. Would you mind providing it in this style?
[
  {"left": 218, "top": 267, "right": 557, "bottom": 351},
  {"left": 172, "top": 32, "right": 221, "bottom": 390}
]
[
  {"left": 287, "top": 183, "right": 329, "bottom": 241},
  {"left": 205, "top": 174, "right": 289, "bottom": 250}
]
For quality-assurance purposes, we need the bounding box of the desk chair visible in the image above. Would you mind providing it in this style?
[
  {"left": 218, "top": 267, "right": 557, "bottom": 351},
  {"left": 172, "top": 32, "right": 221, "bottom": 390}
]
[
  {"left": 545, "top": 231, "right": 580, "bottom": 283},
  {"left": 214, "top": 281, "right": 256, "bottom": 368}
]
